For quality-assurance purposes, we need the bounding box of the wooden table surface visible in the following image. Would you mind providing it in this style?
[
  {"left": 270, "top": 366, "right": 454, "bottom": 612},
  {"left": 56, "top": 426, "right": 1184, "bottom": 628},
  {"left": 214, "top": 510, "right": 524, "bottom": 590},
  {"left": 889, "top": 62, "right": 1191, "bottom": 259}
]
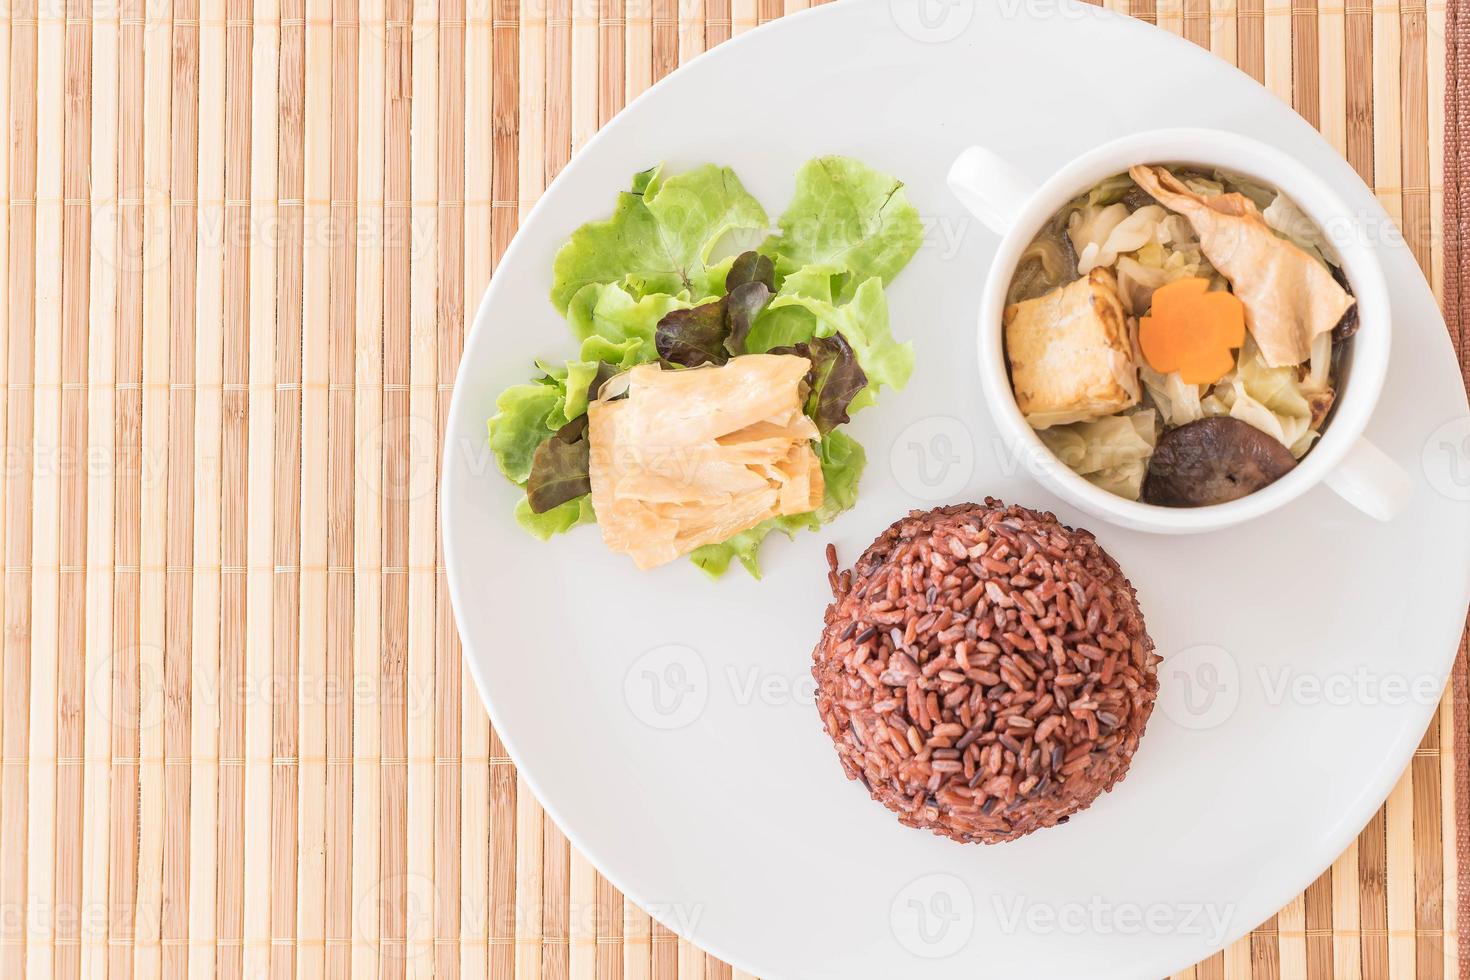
[{"left": 0, "top": 0, "right": 1463, "bottom": 977}]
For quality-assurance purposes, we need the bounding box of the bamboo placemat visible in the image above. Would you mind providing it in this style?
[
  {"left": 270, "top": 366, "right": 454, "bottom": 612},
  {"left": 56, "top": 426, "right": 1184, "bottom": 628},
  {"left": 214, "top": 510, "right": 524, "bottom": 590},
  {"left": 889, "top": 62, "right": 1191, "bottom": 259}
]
[{"left": 0, "top": 0, "right": 1463, "bottom": 977}]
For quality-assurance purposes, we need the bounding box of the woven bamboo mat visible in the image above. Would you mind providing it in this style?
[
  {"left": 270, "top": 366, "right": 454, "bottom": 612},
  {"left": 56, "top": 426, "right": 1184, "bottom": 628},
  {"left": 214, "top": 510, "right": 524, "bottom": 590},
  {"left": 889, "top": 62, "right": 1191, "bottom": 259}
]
[{"left": 0, "top": 0, "right": 1463, "bottom": 977}]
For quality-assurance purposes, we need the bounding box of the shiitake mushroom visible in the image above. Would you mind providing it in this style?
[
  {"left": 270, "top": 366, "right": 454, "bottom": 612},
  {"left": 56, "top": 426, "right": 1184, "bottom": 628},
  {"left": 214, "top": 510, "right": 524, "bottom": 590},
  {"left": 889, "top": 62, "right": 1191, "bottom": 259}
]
[
  {"left": 1142, "top": 417, "right": 1297, "bottom": 507},
  {"left": 1331, "top": 265, "right": 1359, "bottom": 341}
]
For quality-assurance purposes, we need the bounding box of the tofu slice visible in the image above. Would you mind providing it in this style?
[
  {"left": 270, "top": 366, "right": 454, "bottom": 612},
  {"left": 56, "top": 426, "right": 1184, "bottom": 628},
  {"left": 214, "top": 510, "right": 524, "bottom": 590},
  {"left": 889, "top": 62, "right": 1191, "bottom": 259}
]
[
  {"left": 1003, "top": 267, "right": 1141, "bottom": 428},
  {"left": 586, "top": 354, "right": 825, "bottom": 570}
]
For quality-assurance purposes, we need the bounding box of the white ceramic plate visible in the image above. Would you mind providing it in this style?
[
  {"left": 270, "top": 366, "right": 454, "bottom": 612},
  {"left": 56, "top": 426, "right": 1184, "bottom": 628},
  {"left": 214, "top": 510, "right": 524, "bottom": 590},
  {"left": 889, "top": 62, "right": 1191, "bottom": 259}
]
[{"left": 442, "top": 3, "right": 1470, "bottom": 977}]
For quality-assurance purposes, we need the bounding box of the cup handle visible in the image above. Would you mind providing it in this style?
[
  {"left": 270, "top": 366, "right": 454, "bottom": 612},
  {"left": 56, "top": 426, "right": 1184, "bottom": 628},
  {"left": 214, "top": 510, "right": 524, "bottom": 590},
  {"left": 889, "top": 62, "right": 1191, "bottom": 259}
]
[
  {"left": 1322, "top": 436, "right": 1412, "bottom": 521},
  {"left": 946, "top": 146, "right": 1041, "bottom": 236}
]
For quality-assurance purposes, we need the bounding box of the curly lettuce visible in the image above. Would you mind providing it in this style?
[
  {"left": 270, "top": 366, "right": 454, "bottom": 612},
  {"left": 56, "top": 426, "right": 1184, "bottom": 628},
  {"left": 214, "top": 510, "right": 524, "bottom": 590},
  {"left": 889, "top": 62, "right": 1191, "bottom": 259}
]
[
  {"left": 489, "top": 158, "right": 919, "bottom": 577},
  {"left": 759, "top": 156, "right": 923, "bottom": 287},
  {"left": 551, "top": 164, "right": 768, "bottom": 313}
]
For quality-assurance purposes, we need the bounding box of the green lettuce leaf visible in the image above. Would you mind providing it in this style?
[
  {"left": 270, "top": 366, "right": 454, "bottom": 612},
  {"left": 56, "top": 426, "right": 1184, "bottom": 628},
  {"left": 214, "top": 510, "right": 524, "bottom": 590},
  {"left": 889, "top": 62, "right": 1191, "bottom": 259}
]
[
  {"left": 545, "top": 337, "right": 641, "bottom": 430},
  {"left": 551, "top": 164, "right": 768, "bottom": 313},
  {"left": 688, "top": 430, "right": 866, "bottom": 578},
  {"left": 760, "top": 157, "right": 923, "bottom": 288},
  {"left": 566, "top": 282, "right": 691, "bottom": 361},
  {"left": 763, "top": 276, "right": 913, "bottom": 409},
  {"left": 514, "top": 493, "right": 596, "bottom": 540},
  {"left": 487, "top": 383, "right": 562, "bottom": 483}
]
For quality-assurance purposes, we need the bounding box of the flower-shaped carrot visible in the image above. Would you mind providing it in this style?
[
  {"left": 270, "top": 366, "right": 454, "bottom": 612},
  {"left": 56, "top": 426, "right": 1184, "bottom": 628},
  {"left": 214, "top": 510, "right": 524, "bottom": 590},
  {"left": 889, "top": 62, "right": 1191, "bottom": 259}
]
[{"left": 1138, "top": 277, "right": 1246, "bottom": 385}]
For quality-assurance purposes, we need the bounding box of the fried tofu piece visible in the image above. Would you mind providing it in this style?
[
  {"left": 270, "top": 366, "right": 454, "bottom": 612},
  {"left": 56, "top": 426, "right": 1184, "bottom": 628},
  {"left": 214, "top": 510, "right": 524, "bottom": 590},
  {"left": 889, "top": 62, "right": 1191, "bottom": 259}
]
[
  {"left": 587, "top": 354, "right": 825, "bottom": 570},
  {"left": 1003, "top": 268, "right": 1141, "bottom": 428}
]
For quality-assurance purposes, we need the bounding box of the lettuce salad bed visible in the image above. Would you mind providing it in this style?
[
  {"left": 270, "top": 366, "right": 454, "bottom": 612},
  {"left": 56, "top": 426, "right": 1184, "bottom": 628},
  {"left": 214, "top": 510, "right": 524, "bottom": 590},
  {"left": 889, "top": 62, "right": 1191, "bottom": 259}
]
[{"left": 486, "top": 157, "right": 921, "bottom": 577}]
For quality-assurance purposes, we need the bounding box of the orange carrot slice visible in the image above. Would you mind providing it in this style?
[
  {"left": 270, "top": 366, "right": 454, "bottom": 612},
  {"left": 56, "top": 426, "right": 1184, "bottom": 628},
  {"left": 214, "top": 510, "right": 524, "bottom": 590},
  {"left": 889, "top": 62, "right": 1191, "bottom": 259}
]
[{"left": 1138, "top": 277, "right": 1247, "bottom": 385}]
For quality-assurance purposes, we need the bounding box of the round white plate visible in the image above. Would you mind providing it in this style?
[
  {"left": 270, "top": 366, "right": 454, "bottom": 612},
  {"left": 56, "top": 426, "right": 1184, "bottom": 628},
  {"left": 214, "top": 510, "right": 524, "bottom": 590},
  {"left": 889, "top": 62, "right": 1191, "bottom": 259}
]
[{"left": 442, "top": 3, "right": 1470, "bottom": 977}]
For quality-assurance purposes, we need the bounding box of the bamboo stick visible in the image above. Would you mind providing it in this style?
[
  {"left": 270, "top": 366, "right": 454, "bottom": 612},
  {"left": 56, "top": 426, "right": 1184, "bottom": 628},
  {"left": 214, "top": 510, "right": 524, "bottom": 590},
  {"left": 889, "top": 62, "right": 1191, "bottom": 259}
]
[
  {"left": 731, "top": 0, "right": 755, "bottom": 34},
  {"left": 1222, "top": 932, "right": 1251, "bottom": 979},
  {"left": 80, "top": 1, "right": 118, "bottom": 975},
  {"left": 705, "top": 0, "right": 730, "bottom": 47},
  {"left": 323, "top": 2, "right": 359, "bottom": 976},
  {"left": 436, "top": 1, "right": 467, "bottom": 976},
  {"left": 1237, "top": 0, "right": 1264, "bottom": 81},
  {"left": 1292, "top": 0, "right": 1320, "bottom": 127},
  {"left": 569, "top": 848, "right": 596, "bottom": 980},
  {"left": 27, "top": 0, "right": 66, "bottom": 975},
  {"left": 161, "top": 0, "right": 202, "bottom": 971},
  {"left": 513, "top": 4, "right": 545, "bottom": 976},
  {"left": 1263, "top": 0, "right": 1292, "bottom": 103},
  {"left": 543, "top": 821, "right": 570, "bottom": 980},
  {"left": 652, "top": 0, "right": 676, "bottom": 82},
  {"left": 676, "top": 936, "right": 701, "bottom": 980},
  {"left": 273, "top": 0, "right": 308, "bottom": 971},
  {"left": 380, "top": 0, "right": 414, "bottom": 972},
  {"left": 1426, "top": 0, "right": 1445, "bottom": 300},
  {"left": 597, "top": 874, "right": 623, "bottom": 980},
  {"left": 1386, "top": 765, "right": 1417, "bottom": 980},
  {"left": 0, "top": 12, "right": 13, "bottom": 967},
  {"left": 241, "top": 0, "right": 281, "bottom": 974},
  {"left": 105, "top": 1, "right": 144, "bottom": 974},
  {"left": 406, "top": 0, "right": 440, "bottom": 972},
  {"left": 132, "top": 0, "right": 174, "bottom": 969},
  {"left": 1439, "top": 691, "right": 1458, "bottom": 980},
  {"left": 624, "top": 900, "right": 651, "bottom": 980},
  {"left": 1182, "top": 0, "right": 1209, "bottom": 47},
  {"left": 1399, "top": 0, "right": 1432, "bottom": 270},
  {"left": 1211, "top": 0, "right": 1238, "bottom": 66},
  {"left": 295, "top": 0, "right": 333, "bottom": 969},
  {"left": 652, "top": 920, "right": 676, "bottom": 980},
  {"left": 488, "top": 8, "right": 520, "bottom": 976},
  {"left": 626, "top": 0, "right": 652, "bottom": 102},
  {"left": 350, "top": 0, "right": 387, "bottom": 973},
  {"left": 1410, "top": 726, "right": 1443, "bottom": 980},
  {"left": 214, "top": 0, "right": 256, "bottom": 973},
  {"left": 515, "top": 777, "right": 544, "bottom": 980},
  {"left": 1195, "top": 951, "right": 1225, "bottom": 980},
  {"left": 53, "top": 1, "right": 95, "bottom": 976},
  {"left": 598, "top": 0, "right": 624, "bottom": 126},
  {"left": 1318, "top": 0, "right": 1346, "bottom": 154},
  {"left": 1359, "top": 809, "right": 1390, "bottom": 979},
  {"left": 1331, "top": 839, "right": 1363, "bottom": 980},
  {"left": 1158, "top": 0, "right": 1184, "bottom": 36},
  {"left": 1374, "top": 0, "right": 1403, "bottom": 225},
  {"left": 461, "top": 2, "right": 495, "bottom": 975},
  {"left": 187, "top": 1, "right": 227, "bottom": 976},
  {"left": 570, "top": 0, "right": 598, "bottom": 153},
  {"left": 1343, "top": 0, "right": 1373, "bottom": 180},
  {"left": 546, "top": 0, "right": 571, "bottom": 182},
  {"left": 679, "top": 0, "right": 705, "bottom": 63},
  {"left": 1277, "top": 892, "right": 1307, "bottom": 979}
]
